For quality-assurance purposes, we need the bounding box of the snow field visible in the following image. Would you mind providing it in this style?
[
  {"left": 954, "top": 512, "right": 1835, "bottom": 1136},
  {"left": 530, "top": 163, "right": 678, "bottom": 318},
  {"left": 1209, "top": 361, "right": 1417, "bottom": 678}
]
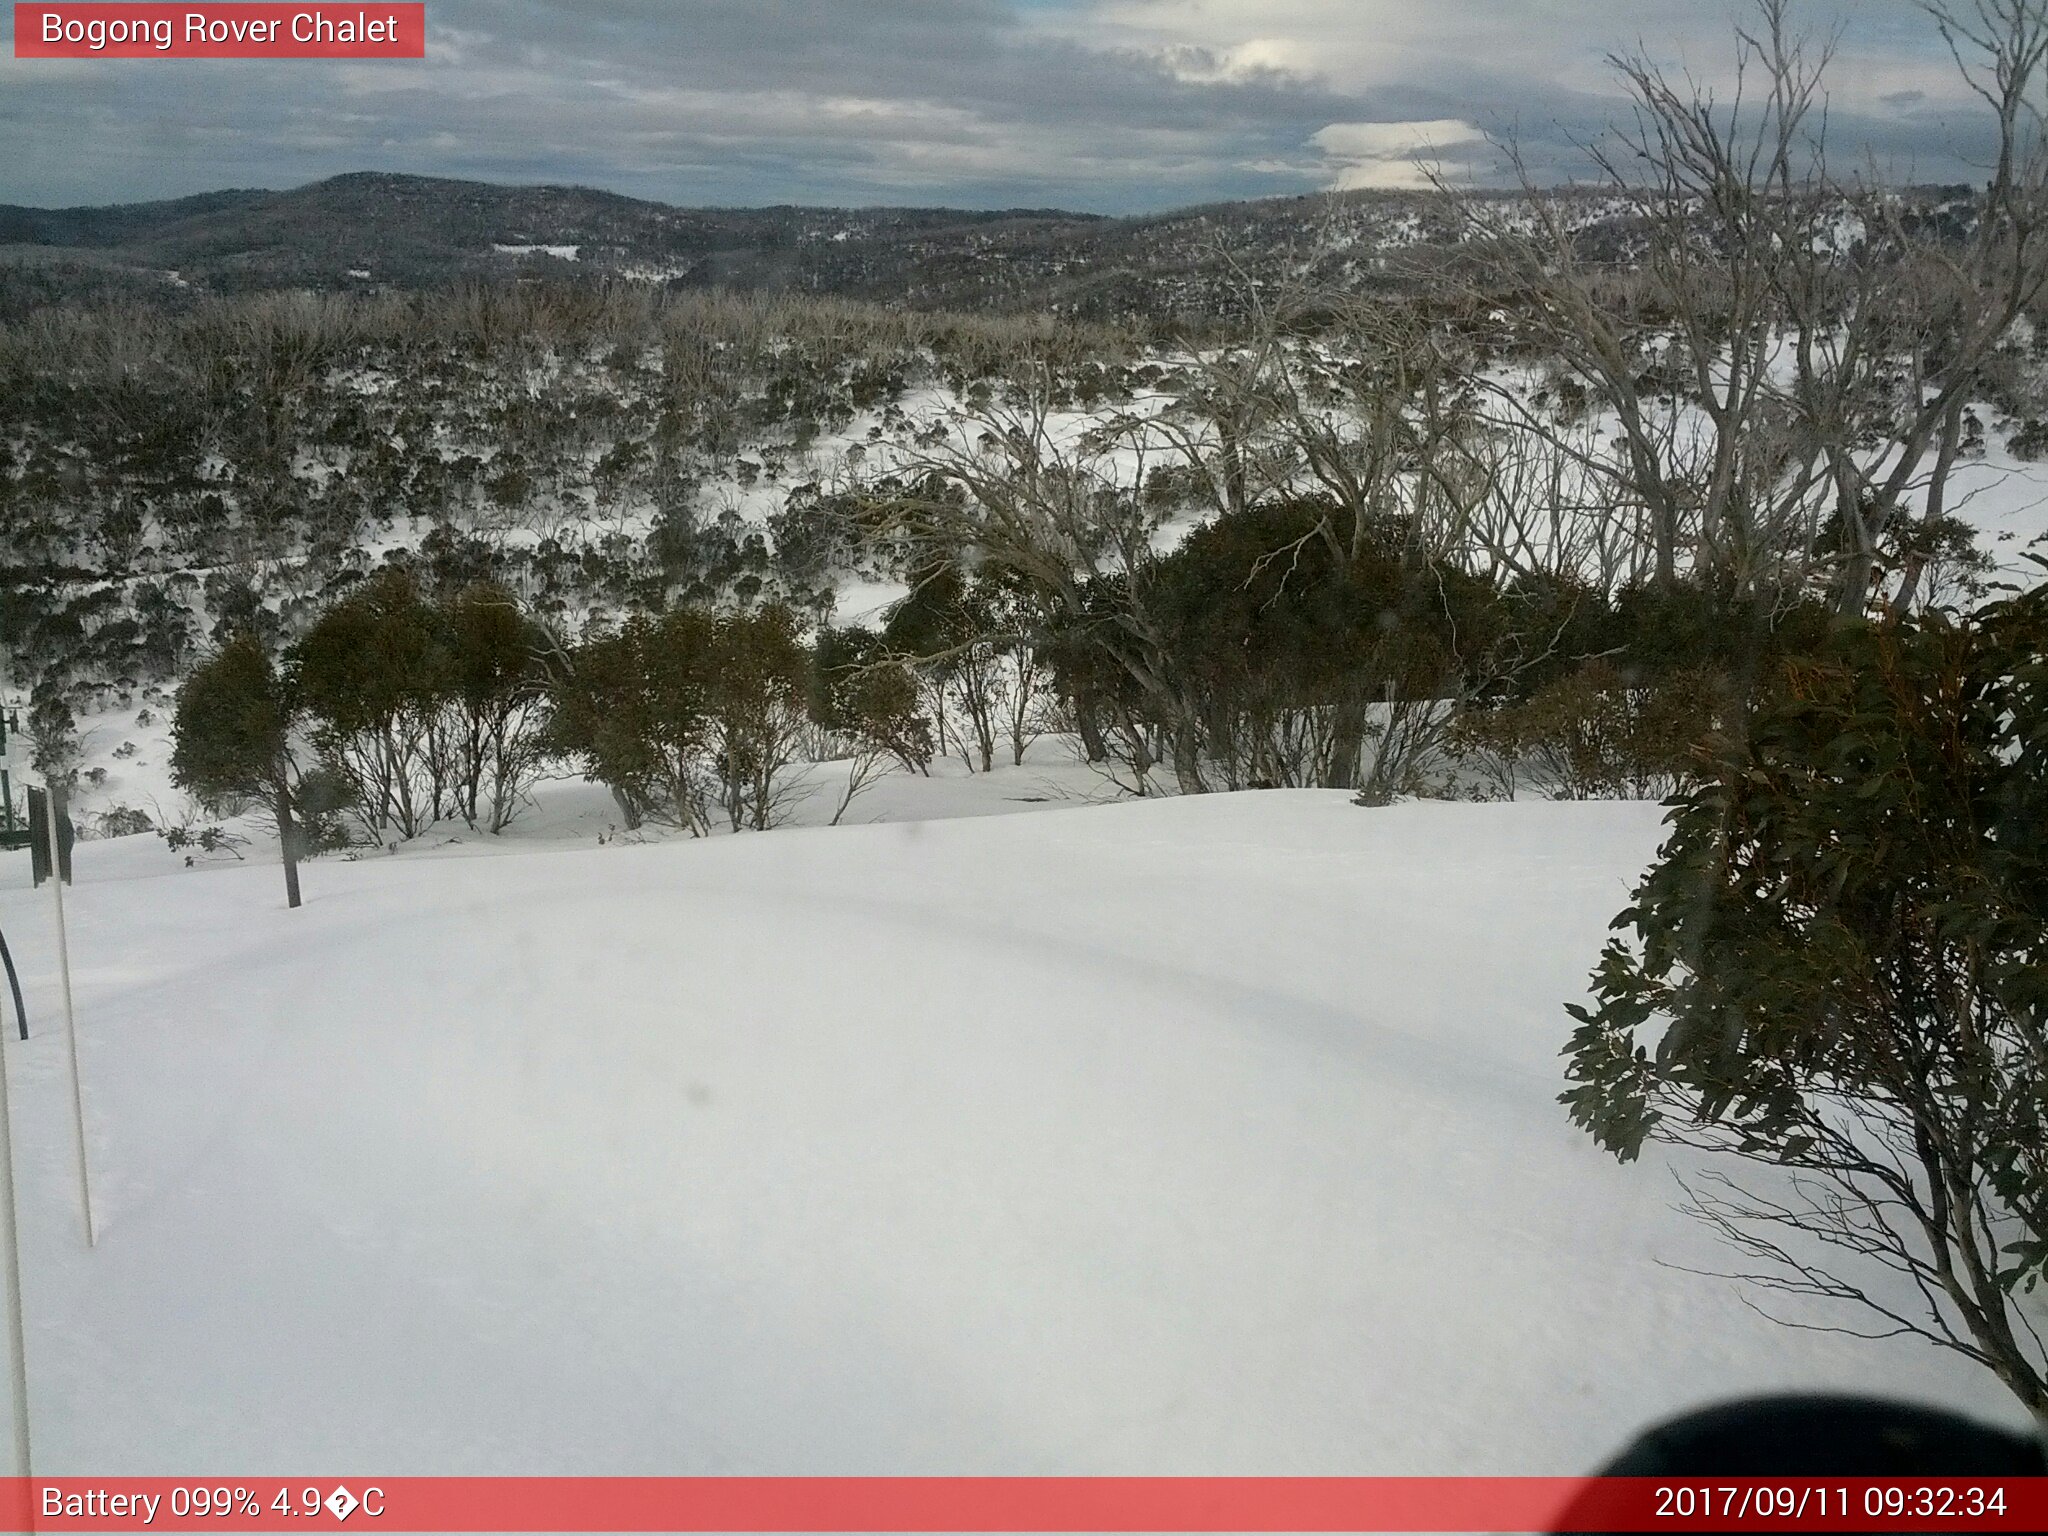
[{"left": 0, "top": 789, "right": 2021, "bottom": 1474}]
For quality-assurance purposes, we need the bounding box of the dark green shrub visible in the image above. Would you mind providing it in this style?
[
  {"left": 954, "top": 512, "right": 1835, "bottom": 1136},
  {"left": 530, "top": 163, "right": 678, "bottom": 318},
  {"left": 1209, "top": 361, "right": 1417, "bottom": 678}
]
[{"left": 1563, "top": 578, "right": 2048, "bottom": 1423}]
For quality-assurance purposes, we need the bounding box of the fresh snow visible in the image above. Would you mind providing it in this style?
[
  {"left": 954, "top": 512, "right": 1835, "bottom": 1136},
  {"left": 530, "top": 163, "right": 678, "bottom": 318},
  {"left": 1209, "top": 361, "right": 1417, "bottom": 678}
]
[{"left": 0, "top": 785, "right": 2024, "bottom": 1475}]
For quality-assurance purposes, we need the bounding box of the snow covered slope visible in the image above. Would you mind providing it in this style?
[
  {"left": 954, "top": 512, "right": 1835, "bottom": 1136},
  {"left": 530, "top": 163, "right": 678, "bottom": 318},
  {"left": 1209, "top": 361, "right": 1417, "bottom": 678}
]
[{"left": 0, "top": 792, "right": 2021, "bottom": 1474}]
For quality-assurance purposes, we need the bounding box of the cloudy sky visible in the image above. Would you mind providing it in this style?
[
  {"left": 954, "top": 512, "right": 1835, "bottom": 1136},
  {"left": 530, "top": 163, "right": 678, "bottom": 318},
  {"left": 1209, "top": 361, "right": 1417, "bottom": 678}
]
[{"left": 0, "top": 1, "right": 2009, "bottom": 212}]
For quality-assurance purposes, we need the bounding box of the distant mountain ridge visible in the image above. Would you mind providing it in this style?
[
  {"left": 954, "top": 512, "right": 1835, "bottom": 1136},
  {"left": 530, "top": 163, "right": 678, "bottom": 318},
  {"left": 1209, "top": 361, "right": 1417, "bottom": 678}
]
[
  {"left": 0, "top": 169, "right": 1499, "bottom": 320},
  {"left": 0, "top": 171, "right": 1114, "bottom": 297},
  {"left": 0, "top": 169, "right": 1977, "bottom": 324}
]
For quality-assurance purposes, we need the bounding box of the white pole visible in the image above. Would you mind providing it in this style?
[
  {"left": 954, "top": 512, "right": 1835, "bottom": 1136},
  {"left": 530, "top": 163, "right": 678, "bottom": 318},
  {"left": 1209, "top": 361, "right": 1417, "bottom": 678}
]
[
  {"left": 0, "top": 654, "right": 26, "bottom": 1472},
  {"left": 42, "top": 787, "right": 95, "bottom": 1248},
  {"left": 0, "top": 950, "right": 32, "bottom": 1477}
]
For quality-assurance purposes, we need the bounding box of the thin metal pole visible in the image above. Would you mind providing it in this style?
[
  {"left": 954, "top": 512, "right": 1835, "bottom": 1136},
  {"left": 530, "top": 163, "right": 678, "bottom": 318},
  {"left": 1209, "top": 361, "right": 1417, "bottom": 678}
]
[
  {"left": 43, "top": 787, "right": 94, "bottom": 1248},
  {"left": 0, "top": 939, "right": 31, "bottom": 1477},
  {"left": 2, "top": 703, "right": 14, "bottom": 842}
]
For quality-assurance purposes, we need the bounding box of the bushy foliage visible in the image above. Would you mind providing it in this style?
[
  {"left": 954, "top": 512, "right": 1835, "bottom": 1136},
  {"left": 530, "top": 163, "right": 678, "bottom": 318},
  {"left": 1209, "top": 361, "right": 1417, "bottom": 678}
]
[
  {"left": 158, "top": 818, "right": 246, "bottom": 863},
  {"left": 290, "top": 570, "right": 553, "bottom": 838},
  {"left": 1450, "top": 661, "right": 1729, "bottom": 800},
  {"left": 1033, "top": 572, "right": 1160, "bottom": 784},
  {"left": 26, "top": 684, "right": 80, "bottom": 783},
  {"left": 809, "top": 625, "right": 932, "bottom": 773},
  {"left": 439, "top": 584, "right": 555, "bottom": 833},
  {"left": 1563, "top": 579, "right": 2048, "bottom": 1421},
  {"left": 1038, "top": 498, "right": 1504, "bottom": 796},
  {"left": 549, "top": 602, "right": 814, "bottom": 834},
  {"left": 2009, "top": 418, "right": 2048, "bottom": 460},
  {"left": 703, "top": 605, "right": 813, "bottom": 832},
  {"left": 882, "top": 563, "right": 1046, "bottom": 773},
  {"left": 547, "top": 609, "right": 717, "bottom": 833},
  {"left": 1447, "top": 576, "right": 1832, "bottom": 800},
  {"left": 91, "top": 805, "right": 154, "bottom": 839},
  {"left": 169, "top": 635, "right": 292, "bottom": 810},
  {"left": 292, "top": 570, "right": 453, "bottom": 841}
]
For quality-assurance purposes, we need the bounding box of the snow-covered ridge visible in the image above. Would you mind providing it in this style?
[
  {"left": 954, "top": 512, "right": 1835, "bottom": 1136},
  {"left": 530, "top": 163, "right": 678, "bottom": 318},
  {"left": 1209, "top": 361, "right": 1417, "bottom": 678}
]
[{"left": 491, "top": 243, "right": 581, "bottom": 260}]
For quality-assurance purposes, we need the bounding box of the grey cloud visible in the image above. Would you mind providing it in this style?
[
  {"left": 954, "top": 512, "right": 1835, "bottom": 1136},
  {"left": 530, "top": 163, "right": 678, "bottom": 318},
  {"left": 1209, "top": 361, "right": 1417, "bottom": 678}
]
[{"left": 0, "top": 1, "right": 2011, "bottom": 213}]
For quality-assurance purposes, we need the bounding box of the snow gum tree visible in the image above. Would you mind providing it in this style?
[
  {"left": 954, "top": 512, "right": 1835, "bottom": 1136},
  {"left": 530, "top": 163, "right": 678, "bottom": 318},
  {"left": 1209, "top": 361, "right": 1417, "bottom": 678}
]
[
  {"left": 440, "top": 583, "right": 554, "bottom": 834},
  {"left": 704, "top": 605, "right": 812, "bottom": 832},
  {"left": 547, "top": 610, "right": 718, "bottom": 834},
  {"left": 288, "top": 572, "right": 556, "bottom": 840},
  {"left": 1564, "top": 575, "right": 2048, "bottom": 1424},
  {"left": 809, "top": 626, "right": 931, "bottom": 773},
  {"left": 546, "top": 604, "right": 814, "bottom": 834},
  {"left": 807, "top": 625, "right": 931, "bottom": 824},
  {"left": 169, "top": 632, "right": 307, "bottom": 909},
  {"left": 291, "top": 569, "right": 449, "bottom": 841},
  {"left": 881, "top": 563, "right": 1041, "bottom": 774}
]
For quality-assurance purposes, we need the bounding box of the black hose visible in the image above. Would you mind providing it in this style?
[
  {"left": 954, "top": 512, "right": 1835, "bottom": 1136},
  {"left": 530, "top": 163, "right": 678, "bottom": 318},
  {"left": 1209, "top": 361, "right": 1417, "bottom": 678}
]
[{"left": 0, "top": 926, "right": 24, "bottom": 1041}]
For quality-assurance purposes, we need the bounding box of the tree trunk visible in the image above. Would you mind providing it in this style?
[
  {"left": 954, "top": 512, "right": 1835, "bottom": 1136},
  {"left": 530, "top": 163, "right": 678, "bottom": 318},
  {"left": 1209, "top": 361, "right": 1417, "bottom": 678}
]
[
  {"left": 1830, "top": 487, "right": 1880, "bottom": 617},
  {"left": 609, "top": 783, "right": 643, "bottom": 831},
  {"left": 1888, "top": 400, "right": 1966, "bottom": 622},
  {"left": 1323, "top": 697, "right": 1367, "bottom": 790},
  {"left": 1833, "top": 541, "right": 1878, "bottom": 618},
  {"left": 1170, "top": 720, "right": 1207, "bottom": 795},
  {"left": 1653, "top": 513, "right": 1678, "bottom": 589},
  {"left": 274, "top": 785, "right": 302, "bottom": 910},
  {"left": 1220, "top": 421, "right": 1247, "bottom": 516},
  {"left": 1072, "top": 684, "right": 1108, "bottom": 762}
]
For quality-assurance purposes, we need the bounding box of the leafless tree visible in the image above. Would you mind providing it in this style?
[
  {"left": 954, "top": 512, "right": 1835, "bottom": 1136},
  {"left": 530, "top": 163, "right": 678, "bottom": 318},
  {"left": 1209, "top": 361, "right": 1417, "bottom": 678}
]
[
  {"left": 1447, "top": 0, "right": 2048, "bottom": 615},
  {"left": 893, "top": 369, "right": 1214, "bottom": 791}
]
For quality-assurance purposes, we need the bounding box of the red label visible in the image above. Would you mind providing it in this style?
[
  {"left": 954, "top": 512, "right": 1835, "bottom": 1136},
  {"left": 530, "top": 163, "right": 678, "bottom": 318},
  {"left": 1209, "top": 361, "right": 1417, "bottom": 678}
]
[
  {"left": 13, "top": 4, "right": 425, "bottom": 58},
  {"left": 0, "top": 1476, "right": 2044, "bottom": 1532}
]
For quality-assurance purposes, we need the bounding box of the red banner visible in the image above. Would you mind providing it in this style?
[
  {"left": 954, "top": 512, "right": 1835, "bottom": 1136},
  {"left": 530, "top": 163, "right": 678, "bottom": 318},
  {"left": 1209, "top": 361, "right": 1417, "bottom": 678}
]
[
  {"left": 13, "top": 4, "right": 424, "bottom": 58},
  {"left": 0, "top": 1477, "right": 2042, "bottom": 1532}
]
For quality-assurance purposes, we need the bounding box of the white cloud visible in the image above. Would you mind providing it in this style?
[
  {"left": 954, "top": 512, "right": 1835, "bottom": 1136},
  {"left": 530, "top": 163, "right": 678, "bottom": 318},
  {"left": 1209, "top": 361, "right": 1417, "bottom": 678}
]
[
  {"left": 1159, "top": 36, "right": 1315, "bottom": 83},
  {"left": 1309, "top": 117, "right": 1483, "bottom": 189}
]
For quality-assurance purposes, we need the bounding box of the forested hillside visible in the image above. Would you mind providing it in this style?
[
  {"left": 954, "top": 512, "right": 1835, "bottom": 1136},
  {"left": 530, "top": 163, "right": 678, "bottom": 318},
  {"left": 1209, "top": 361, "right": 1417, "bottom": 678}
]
[{"left": 9, "top": 169, "right": 1964, "bottom": 323}]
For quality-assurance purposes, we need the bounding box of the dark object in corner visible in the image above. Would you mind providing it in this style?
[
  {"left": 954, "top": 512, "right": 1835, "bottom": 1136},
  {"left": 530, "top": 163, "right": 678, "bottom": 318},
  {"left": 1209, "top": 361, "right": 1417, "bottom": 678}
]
[{"left": 1554, "top": 1395, "right": 2045, "bottom": 1534}]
